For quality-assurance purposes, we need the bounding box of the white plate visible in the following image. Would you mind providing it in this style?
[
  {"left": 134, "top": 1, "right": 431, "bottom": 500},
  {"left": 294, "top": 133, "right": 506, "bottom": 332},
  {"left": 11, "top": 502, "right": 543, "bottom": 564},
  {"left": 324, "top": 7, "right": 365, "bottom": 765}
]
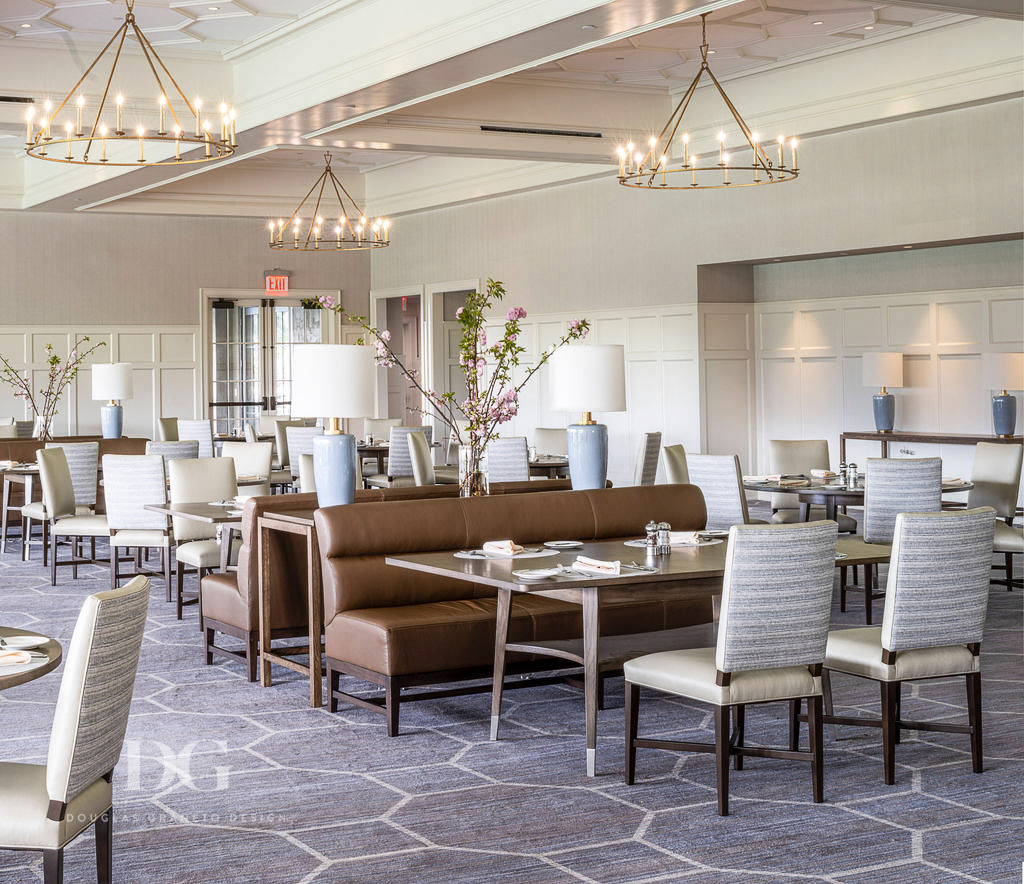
[
  {"left": 623, "top": 538, "right": 724, "bottom": 548},
  {"left": 208, "top": 500, "right": 235, "bottom": 507},
  {"left": 454, "top": 549, "right": 558, "bottom": 560},
  {"left": 543, "top": 540, "right": 583, "bottom": 549},
  {"left": 512, "top": 567, "right": 563, "bottom": 581},
  {"left": 701, "top": 529, "right": 730, "bottom": 537},
  {"left": 1, "top": 635, "right": 48, "bottom": 650}
]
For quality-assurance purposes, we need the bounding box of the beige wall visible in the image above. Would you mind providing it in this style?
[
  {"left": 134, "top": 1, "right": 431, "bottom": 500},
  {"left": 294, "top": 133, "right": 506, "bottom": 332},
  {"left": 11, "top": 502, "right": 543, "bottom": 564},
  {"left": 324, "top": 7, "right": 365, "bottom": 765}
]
[
  {"left": 0, "top": 210, "right": 371, "bottom": 325},
  {"left": 371, "top": 99, "right": 1023, "bottom": 310}
]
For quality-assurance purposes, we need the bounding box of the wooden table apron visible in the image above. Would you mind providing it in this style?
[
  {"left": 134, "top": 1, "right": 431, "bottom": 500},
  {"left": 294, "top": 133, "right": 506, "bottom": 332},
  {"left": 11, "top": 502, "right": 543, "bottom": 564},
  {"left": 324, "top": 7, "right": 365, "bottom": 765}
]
[
  {"left": 386, "top": 537, "right": 892, "bottom": 777},
  {"left": 256, "top": 510, "right": 324, "bottom": 708},
  {"left": 0, "top": 626, "right": 62, "bottom": 691},
  {"left": 743, "top": 480, "right": 975, "bottom": 521}
]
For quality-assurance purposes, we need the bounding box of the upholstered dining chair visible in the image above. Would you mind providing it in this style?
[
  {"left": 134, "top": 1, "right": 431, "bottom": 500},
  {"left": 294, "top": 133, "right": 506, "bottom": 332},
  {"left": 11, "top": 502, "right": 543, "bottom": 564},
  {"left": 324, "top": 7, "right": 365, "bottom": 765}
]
[
  {"left": 363, "top": 417, "right": 403, "bottom": 442},
  {"left": 532, "top": 427, "right": 568, "bottom": 457},
  {"left": 102, "top": 454, "right": 173, "bottom": 592},
  {"left": 364, "top": 427, "right": 432, "bottom": 488},
  {"left": 632, "top": 432, "right": 662, "bottom": 486},
  {"left": 273, "top": 419, "right": 303, "bottom": 468},
  {"left": 662, "top": 444, "right": 689, "bottom": 484},
  {"left": 285, "top": 426, "right": 324, "bottom": 481},
  {"left": 15, "top": 419, "right": 36, "bottom": 437},
  {"left": 175, "top": 419, "right": 214, "bottom": 458},
  {"left": 686, "top": 454, "right": 767, "bottom": 531},
  {"left": 37, "top": 448, "right": 109, "bottom": 586},
  {"left": 145, "top": 440, "right": 199, "bottom": 462},
  {"left": 408, "top": 430, "right": 436, "bottom": 486},
  {"left": 156, "top": 417, "right": 179, "bottom": 441},
  {"left": 965, "top": 442, "right": 1022, "bottom": 590},
  {"left": 845, "top": 457, "right": 942, "bottom": 624},
  {"left": 624, "top": 520, "right": 839, "bottom": 815},
  {"left": 768, "top": 439, "right": 857, "bottom": 533},
  {"left": 220, "top": 441, "right": 273, "bottom": 497},
  {"left": 243, "top": 423, "right": 258, "bottom": 444},
  {"left": 298, "top": 454, "right": 317, "bottom": 492},
  {"left": 24, "top": 442, "right": 99, "bottom": 567},
  {"left": 0, "top": 576, "right": 150, "bottom": 884},
  {"left": 823, "top": 507, "right": 995, "bottom": 784},
  {"left": 486, "top": 436, "right": 530, "bottom": 484},
  {"left": 167, "top": 457, "right": 238, "bottom": 619}
]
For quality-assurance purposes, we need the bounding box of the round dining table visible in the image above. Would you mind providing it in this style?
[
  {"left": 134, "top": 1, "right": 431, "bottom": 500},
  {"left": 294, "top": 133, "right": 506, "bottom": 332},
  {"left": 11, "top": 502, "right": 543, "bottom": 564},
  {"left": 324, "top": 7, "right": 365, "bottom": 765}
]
[
  {"left": 743, "top": 478, "right": 973, "bottom": 521},
  {"left": 0, "top": 626, "right": 62, "bottom": 691}
]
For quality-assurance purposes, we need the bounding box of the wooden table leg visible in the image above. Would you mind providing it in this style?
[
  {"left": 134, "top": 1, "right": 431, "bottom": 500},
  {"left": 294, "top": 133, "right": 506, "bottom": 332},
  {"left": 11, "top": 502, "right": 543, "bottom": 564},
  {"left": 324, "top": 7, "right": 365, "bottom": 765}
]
[
  {"left": 219, "top": 527, "right": 232, "bottom": 573},
  {"left": 489, "top": 587, "right": 513, "bottom": 741},
  {"left": 582, "top": 586, "right": 601, "bottom": 777},
  {"left": 22, "top": 476, "right": 33, "bottom": 562},
  {"left": 257, "top": 520, "right": 273, "bottom": 687},
  {"left": 306, "top": 526, "right": 323, "bottom": 708},
  {"left": 825, "top": 497, "right": 837, "bottom": 522},
  {"left": 1, "top": 477, "right": 11, "bottom": 555}
]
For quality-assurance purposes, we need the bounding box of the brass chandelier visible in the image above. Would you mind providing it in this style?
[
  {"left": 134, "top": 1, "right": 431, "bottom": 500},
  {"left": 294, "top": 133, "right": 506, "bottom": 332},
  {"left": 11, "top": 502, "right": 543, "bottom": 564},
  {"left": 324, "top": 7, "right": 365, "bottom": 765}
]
[
  {"left": 268, "top": 154, "right": 391, "bottom": 252},
  {"left": 616, "top": 13, "right": 798, "bottom": 190},
  {"left": 25, "top": 0, "right": 235, "bottom": 167}
]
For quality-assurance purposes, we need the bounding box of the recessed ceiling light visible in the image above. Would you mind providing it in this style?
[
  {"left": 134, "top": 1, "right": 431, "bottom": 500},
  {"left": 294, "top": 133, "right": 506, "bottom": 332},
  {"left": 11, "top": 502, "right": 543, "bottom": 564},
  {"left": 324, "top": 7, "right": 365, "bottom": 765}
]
[
  {"left": 773, "top": 258, "right": 781, "bottom": 262},
  {"left": 903, "top": 244, "right": 913, "bottom": 249},
  {"left": 812, "top": 20, "right": 824, "bottom": 25},
  {"left": 581, "top": 24, "right": 596, "bottom": 29},
  {"left": 864, "top": 24, "right": 874, "bottom": 29},
  {"left": 208, "top": 5, "right": 219, "bottom": 10},
  {"left": 708, "top": 49, "right": 716, "bottom": 54},
  {"left": 21, "top": 23, "right": 31, "bottom": 28}
]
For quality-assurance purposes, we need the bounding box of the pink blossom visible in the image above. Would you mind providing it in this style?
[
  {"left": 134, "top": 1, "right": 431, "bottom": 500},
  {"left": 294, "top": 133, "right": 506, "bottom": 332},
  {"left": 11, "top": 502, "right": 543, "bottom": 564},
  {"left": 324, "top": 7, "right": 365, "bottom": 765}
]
[
  {"left": 455, "top": 307, "right": 464, "bottom": 319},
  {"left": 506, "top": 306, "right": 527, "bottom": 322},
  {"left": 380, "top": 329, "right": 391, "bottom": 343}
]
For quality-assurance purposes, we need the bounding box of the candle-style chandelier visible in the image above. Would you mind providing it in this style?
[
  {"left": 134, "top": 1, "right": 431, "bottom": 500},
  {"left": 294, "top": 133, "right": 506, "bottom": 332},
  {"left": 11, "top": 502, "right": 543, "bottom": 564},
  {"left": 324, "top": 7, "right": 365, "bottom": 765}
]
[
  {"left": 25, "top": 0, "right": 235, "bottom": 167},
  {"left": 268, "top": 154, "right": 391, "bottom": 252},
  {"left": 616, "top": 13, "right": 798, "bottom": 190}
]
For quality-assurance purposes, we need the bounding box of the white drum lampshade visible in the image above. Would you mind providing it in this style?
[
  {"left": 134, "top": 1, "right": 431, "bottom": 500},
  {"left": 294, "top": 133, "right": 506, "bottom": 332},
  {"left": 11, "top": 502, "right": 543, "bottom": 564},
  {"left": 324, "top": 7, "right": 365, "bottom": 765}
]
[
  {"left": 288, "top": 344, "right": 376, "bottom": 507},
  {"left": 92, "top": 363, "right": 134, "bottom": 402},
  {"left": 546, "top": 344, "right": 626, "bottom": 491},
  {"left": 861, "top": 352, "right": 903, "bottom": 390}
]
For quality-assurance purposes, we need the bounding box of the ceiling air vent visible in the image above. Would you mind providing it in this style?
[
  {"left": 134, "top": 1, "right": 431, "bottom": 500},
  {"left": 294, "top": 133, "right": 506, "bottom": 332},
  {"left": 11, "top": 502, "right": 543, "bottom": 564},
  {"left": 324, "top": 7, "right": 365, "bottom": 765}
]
[
  {"left": 480, "top": 125, "right": 602, "bottom": 138},
  {"left": 0, "top": 96, "right": 34, "bottom": 105}
]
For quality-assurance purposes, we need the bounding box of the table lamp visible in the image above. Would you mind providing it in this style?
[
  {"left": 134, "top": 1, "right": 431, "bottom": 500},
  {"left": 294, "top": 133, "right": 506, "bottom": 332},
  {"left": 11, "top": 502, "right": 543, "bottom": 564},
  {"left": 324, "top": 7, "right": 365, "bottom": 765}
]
[
  {"left": 91, "top": 362, "right": 133, "bottom": 439},
  {"left": 547, "top": 344, "right": 626, "bottom": 489},
  {"left": 861, "top": 352, "right": 903, "bottom": 433},
  {"left": 289, "top": 344, "right": 376, "bottom": 507},
  {"left": 982, "top": 352, "right": 1024, "bottom": 437}
]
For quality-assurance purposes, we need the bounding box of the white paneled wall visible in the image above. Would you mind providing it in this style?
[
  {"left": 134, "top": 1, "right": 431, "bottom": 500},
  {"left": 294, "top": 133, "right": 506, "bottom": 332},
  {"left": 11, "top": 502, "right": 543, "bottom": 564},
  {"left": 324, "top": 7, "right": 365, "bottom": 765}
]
[
  {"left": 0, "top": 326, "right": 201, "bottom": 439},
  {"left": 482, "top": 304, "right": 700, "bottom": 488},
  {"left": 754, "top": 286, "right": 1024, "bottom": 495}
]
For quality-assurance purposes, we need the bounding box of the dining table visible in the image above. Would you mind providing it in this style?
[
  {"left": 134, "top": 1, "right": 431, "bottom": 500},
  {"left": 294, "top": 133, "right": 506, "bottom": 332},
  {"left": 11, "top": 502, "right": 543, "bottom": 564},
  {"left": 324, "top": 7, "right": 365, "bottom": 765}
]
[
  {"left": 0, "top": 626, "right": 62, "bottom": 691},
  {"left": 144, "top": 501, "right": 244, "bottom": 572},
  {"left": 386, "top": 534, "right": 891, "bottom": 777},
  {"left": 528, "top": 455, "right": 569, "bottom": 479},
  {"left": 743, "top": 476, "right": 974, "bottom": 521}
]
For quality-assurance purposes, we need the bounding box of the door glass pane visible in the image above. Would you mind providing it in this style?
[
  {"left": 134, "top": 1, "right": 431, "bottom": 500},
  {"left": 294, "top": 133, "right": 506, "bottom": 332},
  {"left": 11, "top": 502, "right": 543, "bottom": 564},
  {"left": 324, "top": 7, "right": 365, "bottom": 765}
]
[
  {"left": 210, "top": 304, "right": 262, "bottom": 436},
  {"left": 274, "top": 304, "right": 323, "bottom": 416}
]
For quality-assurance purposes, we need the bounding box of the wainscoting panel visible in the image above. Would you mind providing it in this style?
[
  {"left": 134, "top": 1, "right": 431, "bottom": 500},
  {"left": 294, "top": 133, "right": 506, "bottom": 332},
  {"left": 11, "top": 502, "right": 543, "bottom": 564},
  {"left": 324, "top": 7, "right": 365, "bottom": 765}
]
[{"left": 0, "top": 326, "right": 202, "bottom": 440}]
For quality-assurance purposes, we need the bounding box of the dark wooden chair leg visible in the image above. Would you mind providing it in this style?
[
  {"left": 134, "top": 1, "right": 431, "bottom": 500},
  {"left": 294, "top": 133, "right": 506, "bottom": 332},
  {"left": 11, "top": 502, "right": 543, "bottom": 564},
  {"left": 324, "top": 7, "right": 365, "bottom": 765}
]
[
  {"left": 714, "top": 705, "right": 730, "bottom": 816},
  {"left": 864, "top": 563, "right": 874, "bottom": 625},
  {"left": 624, "top": 680, "right": 639, "bottom": 785},
  {"left": 95, "top": 807, "right": 112, "bottom": 884},
  {"left": 385, "top": 679, "right": 401, "bottom": 737},
  {"left": 50, "top": 528, "right": 58, "bottom": 587},
  {"left": 0, "top": 478, "right": 10, "bottom": 555},
  {"left": 204, "top": 627, "right": 215, "bottom": 666},
  {"left": 43, "top": 520, "right": 50, "bottom": 568},
  {"left": 110, "top": 543, "right": 118, "bottom": 590},
  {"left": 43, "top": 848, "right": 63, "bottom": 884},
  {"left": 327, "top": 664, "right": 339, "bottom": 713},
  {"left": 1005, "top": 553, "right": 1014, "bottom": 591},
  {"left": 839, "top": 566, "right": 847, "bottom": 612},
  {"left": 881, "top": 680, "right": 899, "bottom": 785},
  {"left": 894, "top": 683, "right": 902, "bottom": 744},
  {"left": 163, "top": 546, "right": 172, "bottom": 601},
  {"left": 966, "top": 672, "right": 983, "bottom": 773},
  {"left": 732, "top": 704, "right": 745, "bottom": 770},
  {"left": 245, "top": 631, "right": 258, "bottom": 682},
  {"left": 789, "top": 698, "right": 801, "bottom": 751},
  {"left": 176, "top": 560, "right": 185, "bottom": 620},
  {"left": 808, "top": 694, "right": 824, "bottom": 803}
]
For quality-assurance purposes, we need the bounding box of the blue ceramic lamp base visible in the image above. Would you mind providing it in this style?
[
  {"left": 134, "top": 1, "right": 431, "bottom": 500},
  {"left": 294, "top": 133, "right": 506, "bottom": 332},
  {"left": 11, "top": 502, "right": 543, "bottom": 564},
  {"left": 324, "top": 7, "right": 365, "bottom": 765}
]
[
  {"left": 992, "top": 393, "right": 1017, "bottom": 437},
  {"left": 566, "top": 423, "right": 608, "bottom": 490},
  {"left": 872, "top": 392, "right": 895, "bottom": 433},
  {"left": 100, "top": 404, "right": 123, "bottom": 439},
  {"left": 312, "top": 433, "right": 359, "bottom": 507}
]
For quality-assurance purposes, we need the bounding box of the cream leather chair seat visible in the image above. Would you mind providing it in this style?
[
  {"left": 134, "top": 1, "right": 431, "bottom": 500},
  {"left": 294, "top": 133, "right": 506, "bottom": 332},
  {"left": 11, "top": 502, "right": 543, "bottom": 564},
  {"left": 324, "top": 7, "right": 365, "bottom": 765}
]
[
  {"left": 825, "top": 626, "right": 981, "bottom": 682},
  {"left": 993, "top": 519, "right": 1023, "bottom": 552},
  {"left": 0, "top": 764, "right": 112, "bottom": 850},
  {"left": 176, "top": 536, "right": 242, "bottom": 568}
]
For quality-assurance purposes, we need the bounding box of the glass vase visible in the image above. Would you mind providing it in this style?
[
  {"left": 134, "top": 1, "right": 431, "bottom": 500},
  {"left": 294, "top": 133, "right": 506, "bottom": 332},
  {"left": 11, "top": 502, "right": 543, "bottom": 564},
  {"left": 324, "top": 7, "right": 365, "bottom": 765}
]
[{"left": 458, "top": 444, "right": 489, "bottom": 497}]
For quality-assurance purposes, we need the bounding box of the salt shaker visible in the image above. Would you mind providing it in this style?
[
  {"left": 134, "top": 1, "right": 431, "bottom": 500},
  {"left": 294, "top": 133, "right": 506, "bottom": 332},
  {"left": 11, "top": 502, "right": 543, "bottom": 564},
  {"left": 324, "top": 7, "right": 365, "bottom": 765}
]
[
  {"left": 838, "top": 462, "right": 847, "bottom": 485},
  {"left": 656, "top": 521, "right": 672, "bottom": 555},
  {"left": 846, "top": 462, "right": 858, "bottom": 488}
]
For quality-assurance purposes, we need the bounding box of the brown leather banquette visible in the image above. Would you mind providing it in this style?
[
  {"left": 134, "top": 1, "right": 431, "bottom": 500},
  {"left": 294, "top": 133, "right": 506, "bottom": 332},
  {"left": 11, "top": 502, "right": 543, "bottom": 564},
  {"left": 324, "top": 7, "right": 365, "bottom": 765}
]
[
  {"left": 315, "top": 484, "right": 709, "bottom": 735},
  {"left": 199, "top": 479, "right": 585, "bottom": 681}
]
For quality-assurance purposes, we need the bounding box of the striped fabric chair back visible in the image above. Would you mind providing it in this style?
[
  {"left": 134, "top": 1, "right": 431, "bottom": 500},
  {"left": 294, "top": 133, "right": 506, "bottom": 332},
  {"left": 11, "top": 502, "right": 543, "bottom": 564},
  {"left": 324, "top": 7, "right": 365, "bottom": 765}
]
[
  {"left": 486, "top": 436, "right": 530, "bottom": 483},
  {"left": 863, "top": 457, "right": 941, "bottom": 544},
  {"left": 176, "top": 419, "right": 214, "bottom": 457},
  {"left": 662, "top": 444, "right": 689, "bottom": 484},
  {"left": 881, "top": 507, "right": 995, "bottom": 653},
  {"left": 274, "top": 420, "right": 305, "bottom": 468},
  {"left": 285, "top": 426, "right": 324, "bottom": 479},
  {"left": 157, "top": 417, "right": 179, "bottom": 441},
  {"left": 46, "top": 577, "right": 150, "bottom": 805},
  {"left": 967, "top": 442, "right": 1022, "bottom": 520},
  {"left": 768, "top": 439, "right": 830, "bottom": 512},
  {"left": 386, "top": 427, "right": 432, "bottom": 478},
  {"left": 44, "top": 442, "right": 99, "bottom": 507},
  {"left": 716, "top": 521, "right": 838, "bottom": 674},
  {"left": 633, "top": 432, "right": 662, "bottom": 486},
  {"left": 14, "top": 419, "right": 34, "bottom": 438},
  {"left": 145, "top": 440, "right": 200, "bottom": 462},
  {"left": 686, "top": 454, "right": 751, "bottom": 531},
  {"left": 102, "top": 454, "right": 168, "bottom": 531}
]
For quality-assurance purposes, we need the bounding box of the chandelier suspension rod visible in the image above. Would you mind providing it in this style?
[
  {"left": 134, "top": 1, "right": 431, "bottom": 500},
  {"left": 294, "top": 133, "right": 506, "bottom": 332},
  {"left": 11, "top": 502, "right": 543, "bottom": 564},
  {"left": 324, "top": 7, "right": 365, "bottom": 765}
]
[
  {"left": 305, "top": 167, "right": 331, "bottom": 248},
  {"left": 49, "top": 20, "right": 127, "bottom": 130},
  {"left": 134, "top": 22, "right": 199, "bottom": 124},
  {"left": 327, "top": 165, "right": 371, "bottom": 237},
  {"left": 702, "top": 64, "right": 774, "bottom": 178},
  {"left": 82, "top": 22, "right": 129, "bottom": 160},
  {"left": 278, "top": 167, "right": 329, "bottom": 243}
]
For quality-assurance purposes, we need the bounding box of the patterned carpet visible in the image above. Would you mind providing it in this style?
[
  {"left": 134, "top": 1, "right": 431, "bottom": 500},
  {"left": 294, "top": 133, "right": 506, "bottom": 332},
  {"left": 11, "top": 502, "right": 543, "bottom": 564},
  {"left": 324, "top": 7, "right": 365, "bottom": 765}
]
[{"left": 0, "top": 518, "right": 1022, "bottom": 884}]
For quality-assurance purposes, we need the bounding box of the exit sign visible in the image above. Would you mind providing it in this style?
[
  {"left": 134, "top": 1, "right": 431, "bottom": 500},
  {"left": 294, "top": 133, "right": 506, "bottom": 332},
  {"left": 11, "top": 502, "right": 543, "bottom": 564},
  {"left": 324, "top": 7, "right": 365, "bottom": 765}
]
[{"left": 265, "top": 275, "right": 289, "bottom": 295}]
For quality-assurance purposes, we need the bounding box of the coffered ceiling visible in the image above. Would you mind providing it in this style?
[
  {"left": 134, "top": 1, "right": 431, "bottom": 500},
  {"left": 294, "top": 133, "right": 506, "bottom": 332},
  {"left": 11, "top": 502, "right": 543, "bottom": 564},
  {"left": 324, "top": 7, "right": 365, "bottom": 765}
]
[
  {"left": 518, "top": 0, "right": 956, "bottom": 88},
  {"left": 0, "top": 0, "right": 335, "bottom": 53}
]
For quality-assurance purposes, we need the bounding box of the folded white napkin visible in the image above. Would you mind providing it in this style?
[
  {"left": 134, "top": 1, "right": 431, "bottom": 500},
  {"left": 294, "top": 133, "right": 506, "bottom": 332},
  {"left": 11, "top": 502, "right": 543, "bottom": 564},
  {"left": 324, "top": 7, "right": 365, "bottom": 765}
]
[
  {"left": 779, "top": 477, "right": 810, "bottom": 487},
  {"left": 574, "top": 555, "right": 621, "bottom": 576},
  {"left": 668, "top": 531, "right": 702, "bottom": 546},
  {"left": 0, "top": 650, "right": 32, "bottom": 667},
  {"left": 482, "top": 540, "right": 524, "bottom": 557},
  {"left": 743, "top": 474, "right": 781, "bottom": 484},
  {"left": 810, "top": 469, "right": 837, "bottom": 479},
  {"left": 942, "top": 477, "right": 964, "bottom": 486}
]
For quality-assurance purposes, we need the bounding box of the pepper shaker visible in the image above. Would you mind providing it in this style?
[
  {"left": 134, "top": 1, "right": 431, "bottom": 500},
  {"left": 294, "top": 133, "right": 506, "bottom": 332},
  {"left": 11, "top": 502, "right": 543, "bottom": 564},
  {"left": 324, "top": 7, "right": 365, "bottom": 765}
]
[
  {"left": 838, "top": 462, "right": 847, "bottom": 485},
  {"left": 656, "top": 521, "right": 672, "bottom": 555},
  {"left": 846, "top": 462, "right": 858, "bottom": 488}
]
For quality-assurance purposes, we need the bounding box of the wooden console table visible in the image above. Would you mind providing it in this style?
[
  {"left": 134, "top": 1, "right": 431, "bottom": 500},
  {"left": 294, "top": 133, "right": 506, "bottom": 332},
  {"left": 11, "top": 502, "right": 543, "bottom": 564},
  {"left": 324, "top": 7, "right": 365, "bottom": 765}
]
[{"left": 839, "top": 430, "right": 1023, "bottom": 461}]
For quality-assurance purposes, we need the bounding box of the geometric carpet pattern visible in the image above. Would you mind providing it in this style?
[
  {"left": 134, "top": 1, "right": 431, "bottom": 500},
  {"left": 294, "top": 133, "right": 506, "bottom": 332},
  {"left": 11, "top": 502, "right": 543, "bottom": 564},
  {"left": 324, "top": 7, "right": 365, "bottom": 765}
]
[{"left": 1, "top": 530, "right": 1022, "bottom": 883}]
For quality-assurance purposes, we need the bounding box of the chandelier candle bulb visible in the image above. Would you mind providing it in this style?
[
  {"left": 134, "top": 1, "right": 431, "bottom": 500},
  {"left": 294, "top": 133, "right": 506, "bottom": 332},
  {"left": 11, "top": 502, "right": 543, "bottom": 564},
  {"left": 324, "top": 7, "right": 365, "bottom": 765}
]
[
  {"left": 723, "top": 154, "right": 730, "bottom": 184},
  {"left": 626, "top": 142, "right": 634, "bottom": 174},
  {"left": 99, "top": 124, "right": 108, "bottom": 162},
  {"left": 229, "top": 108, "right": 237, "bottom": 145},
  {"left": 790, "top": 137, "right": 798, "bottom": 171},
  {"left": 158, "top": 94, "right": 166, "bottom": 134},
  {"left": 115, "top": 94, "right": 123, "bottom": 134},
  {"left": 173, "top": 124, "right": 181, "bottom": 159},
  {"left": 64, "top": 123, "right": 73, "bottom": 160},
  {"left": 777, "top": 136, "right": 784, "bottom": 168},
  {"left": 616, "top": 146, "right": 626, "bottom": 177},
  {"left": 194, "top": 98, "right": 202, "bottom": 137},
  {"left": 691, "top": 156, "right": 697, "bottom": 186},
  {"left": 717, "top": 131, "right": 725, "bottom": 164},
  {"left": 75, "top": 95, "right": 84, "bottom": 136},
  {"left": 136, "top": 125, "right": 145, "bottom": 162},
  {"left": 43, "top": 100, "right": 52, "bottom": 139}
]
